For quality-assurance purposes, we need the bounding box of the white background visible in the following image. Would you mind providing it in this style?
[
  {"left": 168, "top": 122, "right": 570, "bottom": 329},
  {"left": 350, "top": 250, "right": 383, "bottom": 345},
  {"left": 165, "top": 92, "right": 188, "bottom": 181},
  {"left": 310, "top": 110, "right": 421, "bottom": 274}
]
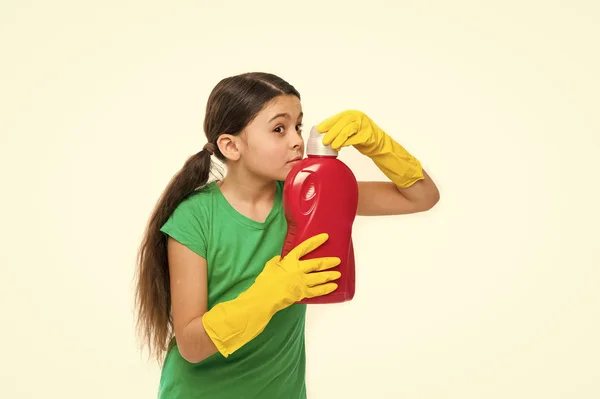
[{"left": 1, "top": 1, "right": 599, "bottom": 398}]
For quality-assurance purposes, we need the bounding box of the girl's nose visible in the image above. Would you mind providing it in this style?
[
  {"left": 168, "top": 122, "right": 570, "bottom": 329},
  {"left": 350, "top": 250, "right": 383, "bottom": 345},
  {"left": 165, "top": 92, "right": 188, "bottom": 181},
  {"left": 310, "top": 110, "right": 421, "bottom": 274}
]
[{"left": 290, "top": 132, "right": 304, "bottom": 149}]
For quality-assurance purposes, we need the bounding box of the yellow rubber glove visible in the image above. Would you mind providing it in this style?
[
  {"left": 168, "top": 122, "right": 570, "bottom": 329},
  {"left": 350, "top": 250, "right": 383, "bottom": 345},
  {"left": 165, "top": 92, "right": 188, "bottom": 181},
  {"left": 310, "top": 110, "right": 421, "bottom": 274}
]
[
  {"left": 201, "top": 233, "right": 341, "bottom": 358},
  {"left": 317, "top": 110, "right": 424, "bottom": 188}
]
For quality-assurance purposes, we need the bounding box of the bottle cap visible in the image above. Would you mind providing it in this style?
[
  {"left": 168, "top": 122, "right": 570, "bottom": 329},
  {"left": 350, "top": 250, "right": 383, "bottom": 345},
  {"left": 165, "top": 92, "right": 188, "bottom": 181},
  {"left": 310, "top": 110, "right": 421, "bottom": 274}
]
[{"left": 306, "top": 126, "right": 338, "bottom": 157}]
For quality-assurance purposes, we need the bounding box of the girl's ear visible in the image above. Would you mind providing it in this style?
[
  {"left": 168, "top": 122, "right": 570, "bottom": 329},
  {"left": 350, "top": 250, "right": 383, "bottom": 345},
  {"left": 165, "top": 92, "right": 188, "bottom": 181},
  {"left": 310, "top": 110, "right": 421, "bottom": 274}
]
[{"left": 217, "top": 134, "right": 242, "bottom": 161}]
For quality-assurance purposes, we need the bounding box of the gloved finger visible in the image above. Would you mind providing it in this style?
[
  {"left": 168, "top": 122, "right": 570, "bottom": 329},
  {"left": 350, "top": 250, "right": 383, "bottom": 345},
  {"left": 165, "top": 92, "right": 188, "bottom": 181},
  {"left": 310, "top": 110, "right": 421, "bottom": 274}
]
[
  {"left": 286, "top": 233, "right": 329, "bottom": 260},
  {"left": 306, "top": 282, "right": 338, "bottom": 298},
  {"left": 330, "top": 122, "right": 360, "bottom": 150},
  {"left": 304, "top": 271, "right": 341, "bottom": 287},
  {"left": 316, "top": 110, "right": 348, "bottom": 133},
  {"left": 322, "top": 114, "right": 356, "bottom": 146},
  {"left": 299, "top": 256, "right": 341, "bottom": 273}
]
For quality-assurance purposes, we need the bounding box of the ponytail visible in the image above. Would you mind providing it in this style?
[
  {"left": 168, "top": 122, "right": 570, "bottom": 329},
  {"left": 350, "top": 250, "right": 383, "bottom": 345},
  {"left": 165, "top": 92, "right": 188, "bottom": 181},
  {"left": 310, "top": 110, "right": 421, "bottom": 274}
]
[
  {"left": 134, "top": 71, "right": 301, "bottom": 363},
  {"left": 134, "top": 147, "right": 213, "bottom": 362}
]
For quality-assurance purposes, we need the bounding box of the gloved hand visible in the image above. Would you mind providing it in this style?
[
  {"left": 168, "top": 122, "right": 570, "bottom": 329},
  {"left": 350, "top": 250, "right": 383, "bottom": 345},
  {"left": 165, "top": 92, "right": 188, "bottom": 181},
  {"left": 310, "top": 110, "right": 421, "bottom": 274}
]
[
  {"left": 202, "top": 233, "right": 341, "bottom": 358},
  {"left": 317, "top": 110, "right": 424, "bottom": 188}
]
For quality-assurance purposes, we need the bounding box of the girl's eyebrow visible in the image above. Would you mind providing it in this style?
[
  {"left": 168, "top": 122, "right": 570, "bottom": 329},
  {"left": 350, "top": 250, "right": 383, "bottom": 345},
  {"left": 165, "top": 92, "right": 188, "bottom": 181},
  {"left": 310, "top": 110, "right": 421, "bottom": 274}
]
[{"left": 269, "top": 111, "right": 303, "bottom": 122}]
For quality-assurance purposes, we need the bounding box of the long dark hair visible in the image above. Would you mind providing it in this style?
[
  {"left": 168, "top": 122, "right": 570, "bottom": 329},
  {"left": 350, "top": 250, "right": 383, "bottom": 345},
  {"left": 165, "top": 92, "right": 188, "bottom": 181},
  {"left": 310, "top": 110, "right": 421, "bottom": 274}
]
[{"left": 134, "top": 72, "right": 301, "bottom": 362}]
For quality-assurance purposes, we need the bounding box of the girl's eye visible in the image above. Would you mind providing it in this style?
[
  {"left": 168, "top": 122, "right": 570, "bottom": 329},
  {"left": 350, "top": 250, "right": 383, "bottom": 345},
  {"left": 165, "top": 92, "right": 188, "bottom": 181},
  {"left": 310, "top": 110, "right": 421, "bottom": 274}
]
[{"left": 274, "top": 123, "right": 303, "bottom": 134}]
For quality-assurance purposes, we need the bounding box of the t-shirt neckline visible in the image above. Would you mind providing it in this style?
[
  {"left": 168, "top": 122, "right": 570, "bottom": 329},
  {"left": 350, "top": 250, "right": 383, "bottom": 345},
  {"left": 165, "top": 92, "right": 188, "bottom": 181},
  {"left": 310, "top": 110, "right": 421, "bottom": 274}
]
[{"left": 207, "top": 180, "right": 282, "bottom": 230}]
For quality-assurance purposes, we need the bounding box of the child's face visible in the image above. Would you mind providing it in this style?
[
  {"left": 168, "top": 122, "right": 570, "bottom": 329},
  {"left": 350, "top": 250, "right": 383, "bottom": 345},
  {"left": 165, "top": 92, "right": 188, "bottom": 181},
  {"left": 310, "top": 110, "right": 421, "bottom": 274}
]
[{"left": 240, "top": 95, "right": 305, "bottom": 181}]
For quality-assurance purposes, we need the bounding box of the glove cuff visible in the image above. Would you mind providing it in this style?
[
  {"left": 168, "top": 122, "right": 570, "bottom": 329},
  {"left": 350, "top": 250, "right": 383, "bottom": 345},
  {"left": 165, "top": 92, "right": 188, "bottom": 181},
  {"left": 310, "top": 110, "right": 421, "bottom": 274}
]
[
  {"left": 359, "top": 132, "right": 425, "bottom": 188},
  {"left": 201, "top": 283, "right": 283, "bottom": 358}
]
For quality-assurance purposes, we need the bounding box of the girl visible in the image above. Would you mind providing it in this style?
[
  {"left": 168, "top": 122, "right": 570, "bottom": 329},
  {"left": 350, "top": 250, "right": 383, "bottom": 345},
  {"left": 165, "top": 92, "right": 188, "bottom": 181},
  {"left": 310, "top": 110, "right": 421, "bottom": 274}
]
[{"left": 135, "top": 72, "right": 439, "bottom": 398}]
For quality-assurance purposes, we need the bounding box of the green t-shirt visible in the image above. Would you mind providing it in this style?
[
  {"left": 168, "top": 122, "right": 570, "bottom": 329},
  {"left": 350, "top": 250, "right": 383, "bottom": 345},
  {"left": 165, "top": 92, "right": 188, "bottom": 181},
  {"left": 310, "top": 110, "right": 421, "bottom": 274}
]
[{"left": 157, "top": 180, "right": 307, "bottom": 399}]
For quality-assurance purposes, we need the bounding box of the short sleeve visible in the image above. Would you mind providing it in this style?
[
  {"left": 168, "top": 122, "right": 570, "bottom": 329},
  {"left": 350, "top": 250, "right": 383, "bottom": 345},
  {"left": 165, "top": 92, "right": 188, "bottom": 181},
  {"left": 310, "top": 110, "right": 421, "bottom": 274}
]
[{"left": 160, "top": 196, "right": 208, "bottom": 258}]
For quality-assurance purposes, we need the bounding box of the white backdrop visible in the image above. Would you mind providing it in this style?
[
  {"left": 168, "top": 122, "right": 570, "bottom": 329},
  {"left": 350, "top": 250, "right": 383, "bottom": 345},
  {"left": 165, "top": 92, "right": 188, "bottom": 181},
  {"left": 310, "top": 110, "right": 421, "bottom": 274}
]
[{"left": 2, "top": 1, "right": 599, "bottom": 398}]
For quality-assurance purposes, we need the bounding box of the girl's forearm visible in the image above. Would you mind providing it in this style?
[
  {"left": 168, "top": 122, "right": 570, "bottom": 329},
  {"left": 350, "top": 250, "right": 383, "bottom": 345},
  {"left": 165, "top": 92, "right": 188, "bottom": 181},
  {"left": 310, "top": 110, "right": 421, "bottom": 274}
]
[{"left": 178, "top": 315, "right": 218, "bottom": 363}]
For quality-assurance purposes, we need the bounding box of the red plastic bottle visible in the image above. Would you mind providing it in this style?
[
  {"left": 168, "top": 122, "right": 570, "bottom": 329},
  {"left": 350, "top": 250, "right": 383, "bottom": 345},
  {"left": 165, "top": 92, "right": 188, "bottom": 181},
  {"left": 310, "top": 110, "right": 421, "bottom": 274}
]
[{"left": 281, "top": 126, "right": 358, "bottom": 304}]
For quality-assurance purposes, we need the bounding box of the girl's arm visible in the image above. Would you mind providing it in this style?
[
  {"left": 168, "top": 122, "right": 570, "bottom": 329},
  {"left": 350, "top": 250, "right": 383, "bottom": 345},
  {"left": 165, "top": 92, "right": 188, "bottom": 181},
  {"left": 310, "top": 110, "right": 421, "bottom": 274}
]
[
  {"left": 167, "top": 238, "right": 218, "bottom": 363},
  {"left": 167, "top": 234, "right": 341, "bottom": 362},
  {"left": 357, "top": 170, "right": 439, "bottom": 216}
]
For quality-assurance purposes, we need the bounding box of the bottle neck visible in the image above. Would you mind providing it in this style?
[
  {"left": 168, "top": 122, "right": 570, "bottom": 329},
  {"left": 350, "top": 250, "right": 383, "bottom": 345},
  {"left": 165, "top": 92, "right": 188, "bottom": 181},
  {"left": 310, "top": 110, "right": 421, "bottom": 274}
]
[
  {"left": 307, "top": 154, "right": 338, "bottom": 159},
  {"left": 306, "top": 126, "right": 338, "bottom": 157}
]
